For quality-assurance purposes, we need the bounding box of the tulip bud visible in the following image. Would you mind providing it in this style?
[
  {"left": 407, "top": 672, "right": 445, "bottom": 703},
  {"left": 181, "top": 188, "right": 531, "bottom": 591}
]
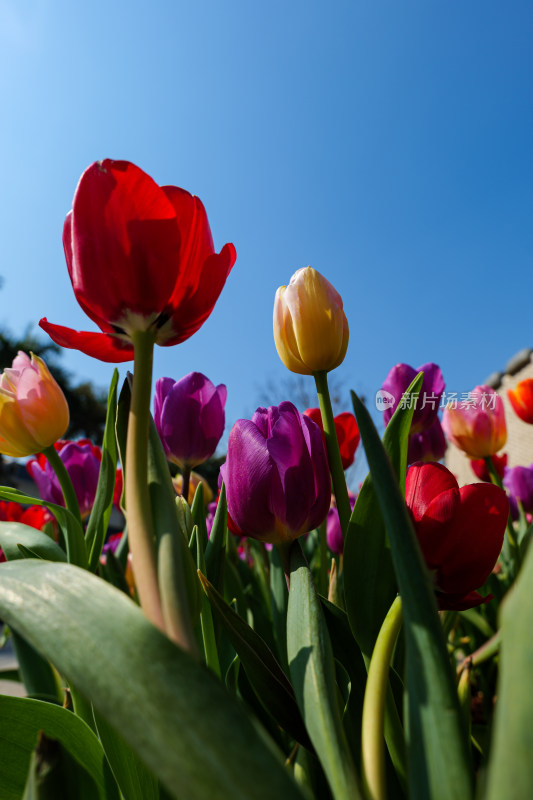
[
  {"left": 221, "top": 401, "right": 330, "bottom": 545},
  {"left": 273, "top": 267, "right": 349, "bottom": 375},
  {"left": 0, "top": 352, "right": 69, "bottom": 458},
  {"left": 154, "top": 372, "right": 226, "bottom": 470},
  {"left": 507, "top": 378, "right": 533, "bottom": 424},
  {"left": 442, "top": 385, "right": 506, "bottom": 459}
]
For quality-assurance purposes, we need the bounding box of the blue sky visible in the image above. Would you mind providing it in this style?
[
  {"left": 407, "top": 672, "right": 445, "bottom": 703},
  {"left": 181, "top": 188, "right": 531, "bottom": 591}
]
[{"left": 1, "top": 0, "right": 532, "bottom": 455}]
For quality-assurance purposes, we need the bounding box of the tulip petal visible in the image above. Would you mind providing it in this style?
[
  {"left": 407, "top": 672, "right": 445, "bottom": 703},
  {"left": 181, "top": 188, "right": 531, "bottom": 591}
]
[
  {"left": 436, "top": 483, "right": 508, "bottom": 596},
  {"left": 39, "top": 319, "right": 134, "bottom": 363},
  {"left": 267, "top": 405, "right": 316, "bottom": 533},
  {"left": 160, "top": 245, "right": 236, "bottom": 346},
  {"left": 69, "top": 160, "right": 182, "bottom": 325},
  {"left": 406, "top": 462, "right": 459, "bottom": 522},
  {"left": 224, "top": 420, "right": 276, "bottom": 539}
]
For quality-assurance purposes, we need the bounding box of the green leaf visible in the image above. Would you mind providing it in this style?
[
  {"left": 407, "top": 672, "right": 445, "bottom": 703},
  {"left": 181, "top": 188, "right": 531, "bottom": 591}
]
[
  {"left": 485, "top": 539, "right": 533, "bottom": 799},
  {"left": 198, "top": 570, "right": 311, "bottom": 748},
  {"left": 86, "top": 369, "right": 119, "bottom": 572},
  {"left": 93, "top": 708, "right": 159, "bottom": 800},
  {"left": 0, "top": 522, "right": 67, "bottom": 564},
  {"left": 344, "top": 373, "right": 423, "bottom": 660},
  {"left": 0, "top": 487, "right": 87, "bottom": 569},
  {"left": 205, "top": 482, "right": 227, "bottom": 593},
  {"left": 287, "top": 541, "right": 362, "bottom": 800},
  {"left": 0, "top": 694, "right": 119, "bottom": 800},
  {"left": 350, "top": 390, "right": 473, "bottom": 800},
  {"left": 191, "top": 481, "right": 209, "bottom": 556},
  {"left": 0, "top": 560, "right": 305, "bottom": 800}
]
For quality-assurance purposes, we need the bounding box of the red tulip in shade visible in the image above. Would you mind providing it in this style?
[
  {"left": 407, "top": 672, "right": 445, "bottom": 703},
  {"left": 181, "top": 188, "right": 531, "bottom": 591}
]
[
  {"left": 405, "top": 462, "right": 508, "bottom": 610},
  {"left": 304, "top": 408, "right": 360, "bottom": 470},
  {"left": 39, "top": 160, "right": 236, "bottom": 362},
  {"left": 470, "top": 453, "right": 507, "bottom": 483},
  {"left": 507, "top": 378, "right": 533, "bottom": 425}
]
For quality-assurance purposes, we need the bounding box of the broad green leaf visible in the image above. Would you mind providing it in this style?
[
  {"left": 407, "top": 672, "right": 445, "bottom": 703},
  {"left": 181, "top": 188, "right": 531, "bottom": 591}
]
[
  {"left": 0, "top": 694, "right": 119, "bottom": 800},
  {"left": 344, "top": 374, "right": 423, "bottom": 660},
  {"left": 485, "top": 540, "right": 533, "bottom": 799},
  {"left": 287, "top": 541, "right": 362, "bottom": 800},
  {"left": 0, "top": 560, "right": 305, "bottom": 800},
  {"left": 198, "top": 570, "right": 311, "bottom": 748},
  {"left": 0, "top": 487, "right": 87, "bottom": 569},
  {"left": 86, "top": 369, "right": 119, "bottom": 572},
  {"left": 351, "top": 391, "right": 473, "bottom": 800},
  {"left": 93, "top": 708, "right": 159, "bottom": 800},
  {"left": 0, "top": 522, "right": 67, "bottom": 564}
]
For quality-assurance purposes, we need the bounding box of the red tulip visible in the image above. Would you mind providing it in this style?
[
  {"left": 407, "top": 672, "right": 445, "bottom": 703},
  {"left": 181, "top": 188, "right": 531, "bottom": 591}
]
[
  {"left": 405, "top": 462, "right": 508, "bottom": 610},
  {"left": 40, "top": 160, "right": 236, "bottom": 362},
  {"left": 507, "top": 378, "right": 533, "bottom": 425},
  {"left": 304, "top": 408, "right": 360, "bottom": 470},
  {"left": 470, "top": 453, "right": 507, "bottom": 483}
]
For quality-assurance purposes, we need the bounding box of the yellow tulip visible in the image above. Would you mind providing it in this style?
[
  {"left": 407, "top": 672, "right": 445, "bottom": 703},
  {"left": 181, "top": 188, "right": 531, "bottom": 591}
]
[
  {"left": 273, "top": 267, "right": 349, "bottom": 374},
  {"left": 0, "top": 352, "right": 69, "bottom": 457}
]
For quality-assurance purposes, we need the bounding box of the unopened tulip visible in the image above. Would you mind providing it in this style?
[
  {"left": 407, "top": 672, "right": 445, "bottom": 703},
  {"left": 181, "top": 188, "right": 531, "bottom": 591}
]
[
  {"left": 470, "top": 453, "right": 507, "bottom": 483},
  {"left": 382, "top": 362, "right": 445, "bottom": 434},
  {"left": 28, "top": 440, "right": 101, "bottom": 518},
  {"left": 406, "top": 462, "right": 508, "bottom": 609},
  {"left": 503, "top": 464, "right": 533, "bottom": 518},
  {"left": 304, "top": 408, "right": 360, "bottom": 470},
  {"left": 221, "top": 401, "right": 330, "bottom": 544},
  {"left": 154, "top": 372, "right": 226, "bottom": 470},
  {"left": 40, "top": 159, "right": 236, "bottom": 362},
  {"left": 442, "top": 385, "right": 506, "bottom": 458},
  {"left": 274, "top": 267, "right": 349, "bottom": 375},
  {"left": 407, "top": 418, "right": 447, "bottom": 464},
  {"left": 0, "top": 352, "right": 69, "bottom": 457},
  {"left": 507, "top": 378, "right": 533, "bottom": 424}
]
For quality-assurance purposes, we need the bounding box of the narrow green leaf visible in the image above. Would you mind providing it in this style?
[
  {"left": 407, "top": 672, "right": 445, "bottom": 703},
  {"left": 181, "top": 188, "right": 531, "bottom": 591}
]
[
  {"left": 191, "top": 481, "right": 209, "bottom": 555},
  {"left": 0, "top": 694, "right": 119, "bottom": 800},
  {"left": 198, "top": 570, "right": 311, "bottom": 748},
  {"left": 0, "top": 560, "right": 305, "bottom": 800},
  {"left": 270, "top": 544, "right": 289, "bottom": 673},
  {"left": 485, "top": 540, "right": 533, "bottom": 799},
  {"left": 86, "top": 369, "right": 119, "bottom": 572},
  {"left": 351, "top": 390, "right": 473, "bottom": 800},
  {"left": 287, "top": 541, "right": 362, "bottom": 800},
  {"left": 344, "top": 374, "right": 423, "bottom": 660},
  {"left": 205, "top": 483, "right": 227, "bottom": 593},
  {"left": 22, "top": 732, "right": 102, "bottom": 800},
  {"left": 0, "top": 487, "right": 87, "bottom": 569},
  {"left": 0, "top": 522, "right": 67, "bottom": 564}
]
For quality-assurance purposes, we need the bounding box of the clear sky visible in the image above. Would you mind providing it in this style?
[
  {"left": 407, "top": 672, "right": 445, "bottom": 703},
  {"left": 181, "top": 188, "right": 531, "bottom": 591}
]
[{"left": 1, "top": 0, "right": 532, "bottom": 453}]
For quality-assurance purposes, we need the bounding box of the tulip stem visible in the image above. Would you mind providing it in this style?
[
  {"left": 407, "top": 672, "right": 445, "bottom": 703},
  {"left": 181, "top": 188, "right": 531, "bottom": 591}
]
[
  {"left": 361, "top": 594, "right": 403, "bottom": 800},
  {"left": 484, "top": 455, "right": 521, "bottom": 572},
  {"left": 314, "top": 370, "right": 351, "bottom": 540},
  {"left": 42, "top": 445, "right": 82, "bottom": 527},
  {"left": 318, "top": 518, "right": 328, "bottom": 596},
  {"left": 126, "top": 330, "right": 165, "bottom": 631},
  {"left": 181, "top": 466, "right": 191, "bottom": 504}
]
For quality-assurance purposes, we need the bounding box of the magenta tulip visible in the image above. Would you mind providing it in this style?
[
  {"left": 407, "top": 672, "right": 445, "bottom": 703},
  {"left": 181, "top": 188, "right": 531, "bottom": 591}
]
[
  {"left": 154, "top": 372, "right": 226, "bottom": 470},
  {"left": 221, "top": 402, "right": 330, "bottom": 545},
  {"left": 382, "top": 362, "right": 445, "bottom": 434}
]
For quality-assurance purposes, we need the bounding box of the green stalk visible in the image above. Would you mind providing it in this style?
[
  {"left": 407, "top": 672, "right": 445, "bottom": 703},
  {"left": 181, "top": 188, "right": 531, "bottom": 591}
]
[
  {"left": 484, "top": 455, "right": 520, "bottom": 572},
  {"left": 181, "top": 465, "right": 191, "bottom": 504},
  {"left": 125, "top": 330, "right": 164, "bottom": 631},
  {"left": 319, "top": 518, "right": 328, "bottom": 596},
  {"left": 42, "top": 445, "right": 82, "bottom": 526},
  {"left": 314, "top": 370, "right": 351, "bottom": 539},
  {"left": 361, "top": 595, "right": 403, "bottom": 800}
]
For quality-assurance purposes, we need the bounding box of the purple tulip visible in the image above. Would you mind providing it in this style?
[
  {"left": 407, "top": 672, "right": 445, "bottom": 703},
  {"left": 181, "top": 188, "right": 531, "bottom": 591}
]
[
  {"left": 407, "top": 417, "right": 447, "bottom": 464},
  {"left": 327, "top": 492, "right": 357, "bottom": 555},
  {"left": 503, "top": 464, "right": 533, "bottom": 519},
  {"left": 154, "top": 372, "right": 226, "bottom": 469},
  {"left": 382, "top": 362, "right": 445, "bottom": 434},
  {"left": 28, "top": 441, "right": 101, "bottom": 519},
  {"left": 221, "top": 401, "right": 330, "bottom": 545}
]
